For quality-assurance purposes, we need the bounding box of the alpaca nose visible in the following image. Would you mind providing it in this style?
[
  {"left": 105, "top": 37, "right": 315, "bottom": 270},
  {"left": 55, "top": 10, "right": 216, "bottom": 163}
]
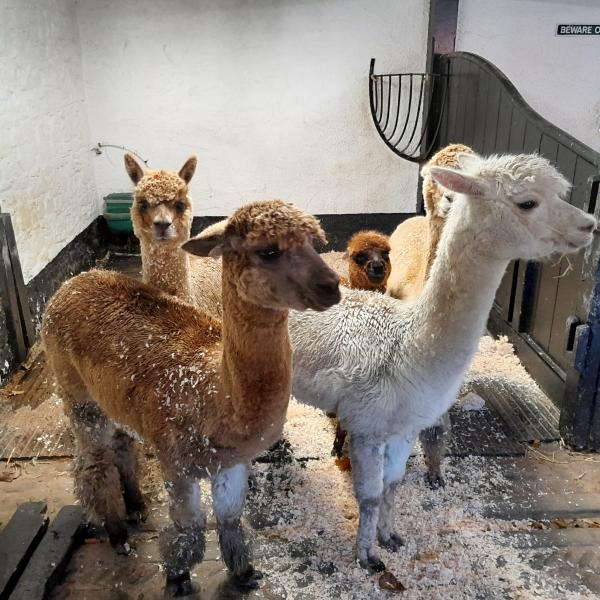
[
  {"left": 579, "top": 221, "right": 596, "bottom": 233},
  {"left": 370, "top": 262, "right": 385, "bottom": 276},
  {"left": 154, "top": 221, "right": 171, "bottom": 234},
  {"left": 316, "top": 272, "right": 340, "bottom": 296}
]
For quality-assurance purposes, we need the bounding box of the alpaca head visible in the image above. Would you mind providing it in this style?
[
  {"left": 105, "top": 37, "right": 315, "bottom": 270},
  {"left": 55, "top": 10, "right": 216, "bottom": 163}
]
[
  {"left": 124, "top": 154, "right": 197, "bottom": 245},
  {"left": 427, "top": 153, "right": 597, "bottom": 261},
  {"left": 182, "top": 200, "right": 341, "bottom": 311},
  {"left": 423, "top": 143, "right": 474, "bottom": 219},
  {"left": 345, "top": 230, "right": 391, "bottom": 290}
]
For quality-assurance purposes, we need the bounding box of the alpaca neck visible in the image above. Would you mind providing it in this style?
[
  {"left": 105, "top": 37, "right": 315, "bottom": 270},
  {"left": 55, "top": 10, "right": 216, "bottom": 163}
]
[
  {"left": 219, "top": 262, "right": 292, "bottom": 432},
  {"left": 140, "top": 239, "right": 192, "bottom": 302},
  {"left": 415, "top": 202, "right": 507, "bottom": 365},
  {"left": 423, "top": 215, "right": 444, "bottom": 281}
]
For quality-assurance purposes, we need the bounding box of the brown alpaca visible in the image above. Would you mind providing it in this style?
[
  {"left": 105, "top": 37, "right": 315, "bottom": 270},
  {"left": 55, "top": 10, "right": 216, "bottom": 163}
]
[
  {"left": 386, "top": 143, "right": 474, "bottom": 300},
  {"left": 124, "top": 154, "right": 224, "bottom": 320},
  {"left": 42, "top": 200, "right": 340, "bottom": 596},
  {"left": 342, "top": 230, "right": 391, "bottom": 292}
]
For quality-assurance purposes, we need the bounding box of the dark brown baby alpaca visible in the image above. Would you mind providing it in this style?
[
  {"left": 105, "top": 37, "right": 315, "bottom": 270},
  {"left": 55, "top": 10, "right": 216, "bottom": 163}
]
[{"left": 343, "top": 230, "right": 391, "bottom": 292}]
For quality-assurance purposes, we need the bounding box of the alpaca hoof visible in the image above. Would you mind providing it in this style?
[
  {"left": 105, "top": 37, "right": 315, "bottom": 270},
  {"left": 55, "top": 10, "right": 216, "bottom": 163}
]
[
  {"left": 232, "top": 565, "right": 263, "bottom": 590},
  {"left": 359, "top": 555, "right": 386, "bottom": 574},
  {"left": 126, "top": 509, "right": 148, "bottom": 524},
  {"left": 166, "top": 572, "right": 200, "bottom": 597},
  {"left": 247, "top": 472, "right": 258, "bottom": 491},
  {"left": 114, "top": 541, "right": 135, "bottom": 556},
  {"left": 107, "top": 521, "right": 129, "bottom": 551},
  {"left": 331, "top": 446, "right": 343, "bottom": 459},
  {"left": 426, "top": 472, "right": 446, "bottom": 490},
  {"left": 378, "top": 533, "right": 404, "bottom": 552}
]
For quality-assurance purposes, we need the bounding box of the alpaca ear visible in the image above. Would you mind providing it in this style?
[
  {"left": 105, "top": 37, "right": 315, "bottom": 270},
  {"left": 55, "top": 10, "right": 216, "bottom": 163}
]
[
  {"left": 178, "top": 156, "right": 197, "bottom": 184},
  {"left": 456, "top": 152, "right": 480, "bottom": 172},
  {"left": 427, "top": 166, "right": 487, "bottom": 197},
  {"left": 124, "top": 154, "right": 144, "bottom": 185},
  {"left": 182, "top": 219, "right": 229, "bottom": 258}
]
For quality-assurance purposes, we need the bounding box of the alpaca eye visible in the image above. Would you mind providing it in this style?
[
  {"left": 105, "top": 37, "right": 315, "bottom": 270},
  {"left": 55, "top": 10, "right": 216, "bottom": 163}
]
[
  {"left": 175, "top": 202, "right": 186, "bottom": 214},
  {"left": 256, "top": 247, "right": 282, "bottom": 262},
  {"left": 381, "top": 251, "right": 390, "bottom": 262},
  {"left": 138, "top": 200, "right": 149, "bottom": 213},
  {"left": 518, "top": 199, "right": 538, "bottom": 211},
  {"left": 353, "top": 253, "right": 368, "bottom": 266},
  {"left": 443, "top": 194, "right": 453, "bottom": 203}
]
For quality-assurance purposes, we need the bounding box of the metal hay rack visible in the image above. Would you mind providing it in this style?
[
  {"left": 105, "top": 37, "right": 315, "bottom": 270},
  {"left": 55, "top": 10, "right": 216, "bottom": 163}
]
[{"left": 369, "top": 58, "right": 448, "bottom": 163}]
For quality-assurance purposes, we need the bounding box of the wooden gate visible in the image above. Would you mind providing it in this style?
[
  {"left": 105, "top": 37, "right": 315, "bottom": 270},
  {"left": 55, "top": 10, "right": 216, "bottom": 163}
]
[{"left": 424, "top": 52, "right": 600, "bottom": 449}]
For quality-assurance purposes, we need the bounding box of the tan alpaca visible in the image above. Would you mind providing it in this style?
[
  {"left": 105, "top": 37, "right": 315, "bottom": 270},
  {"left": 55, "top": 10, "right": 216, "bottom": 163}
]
[
  {"left": 42, "top": 200, "right": 340, "bottom": 596},
  {"left": 386, "top": 143, "right": 474, "bottom": 300},
  {"left": 124, "top": 154, "right": 224, "bottom": 320}
]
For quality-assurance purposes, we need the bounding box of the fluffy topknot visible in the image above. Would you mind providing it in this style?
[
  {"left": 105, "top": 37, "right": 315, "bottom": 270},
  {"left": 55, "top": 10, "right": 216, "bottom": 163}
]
[
  {"left": 468, "top": 153, "right": 571, "bottom": 198},
  {"left": 422, "top": 143, "right": 474, "bottom": 216},
  {"left": 135, "top": 170, "right": 187, "bottom": 204},
  {"left": 347, "top": 230, "right": 390, "bottom": 256},
  {"left": 226, "top": 200, "right": 327, "bottom": 245}
]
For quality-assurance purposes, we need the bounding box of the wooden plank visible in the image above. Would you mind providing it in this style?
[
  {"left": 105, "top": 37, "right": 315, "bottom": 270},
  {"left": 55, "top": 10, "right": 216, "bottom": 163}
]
[
  {"left": 0, "top": 502, "right": 48, "bottom": 600},
  {"left": 471, "top": 65, "right": 489, "bottom": 153},
  {"left": 548, "top": 147, "right": 584, "bottom": 370},
  {"left": 508, "top": 109, "right": 526, "bottom": 154},
  {"left": 494, "top": 263, "right": 516, "bottom": 320},
  {"left": 0, "top": 215, "right": 34, "bottom": 348},
  {"left": 10, "top": 506, "right": 84, "bottom": 600},
  {"left": 529, "top": 135, "right": 561, "bottom": 352},
  {"left": 522, "top": 121, "right": 542, "bottom": 153},
  {"left": 0, "top": 219, "right": 27, "bottom": 363},
  {"left": 495, "top": 92, "right": 512, "bottom": 153},
  {"left": 460, "top": 59, "right": 479, "bottom": 147},
  {"left": 446, "top": 57, "right": 462, "bottom": 144},
  {"left": 482, "top": 78, "right": 501, "bottom": 155}
]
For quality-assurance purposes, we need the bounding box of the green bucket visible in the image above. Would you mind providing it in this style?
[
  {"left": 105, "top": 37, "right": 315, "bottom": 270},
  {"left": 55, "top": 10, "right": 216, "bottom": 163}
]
[{"left": 103, "top": 192, "right": 134, "bottom": 234}]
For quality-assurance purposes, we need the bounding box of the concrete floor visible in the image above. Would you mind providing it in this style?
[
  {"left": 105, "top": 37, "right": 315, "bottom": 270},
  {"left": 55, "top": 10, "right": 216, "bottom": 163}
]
[{"left": 1, "top": 252, "right": 600, "bottom": 599}]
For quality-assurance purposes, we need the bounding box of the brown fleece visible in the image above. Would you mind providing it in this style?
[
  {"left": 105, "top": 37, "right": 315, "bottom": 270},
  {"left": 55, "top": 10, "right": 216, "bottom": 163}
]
[
  {"left": 343, "top": 230, "right": 391, "bottom": 293},
  {"left": 42, "top": 203, "right": 332, "bottom": 477}
]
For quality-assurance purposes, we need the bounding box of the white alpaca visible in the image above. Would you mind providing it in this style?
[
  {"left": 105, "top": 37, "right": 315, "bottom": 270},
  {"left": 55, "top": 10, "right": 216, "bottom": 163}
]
[{"left": 289, "top": 153, "right": 596, "bottom": 572}]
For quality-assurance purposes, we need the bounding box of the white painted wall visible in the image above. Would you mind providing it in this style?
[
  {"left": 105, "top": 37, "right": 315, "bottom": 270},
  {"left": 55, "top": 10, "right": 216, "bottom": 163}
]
[
  {"left": 76, "top": 0, "right": 429, "bottom": 216},
  {"left": 457, "top": 0, "right": 600, "bottom": 153},
  {"left": 0, "top": 0, "right": 98, "bottom": 282}
]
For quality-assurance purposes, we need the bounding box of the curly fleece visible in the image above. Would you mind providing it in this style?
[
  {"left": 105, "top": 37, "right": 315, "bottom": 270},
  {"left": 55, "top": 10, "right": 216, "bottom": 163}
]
[
  {"left": 226, "top": 200, "right": 327, "bottom": 246},
  {"left": 135, "top": 170, "right": 187, "bottom": 203},
  {"left": 422, "top": 143, "right": 473, "bottom": 216}
]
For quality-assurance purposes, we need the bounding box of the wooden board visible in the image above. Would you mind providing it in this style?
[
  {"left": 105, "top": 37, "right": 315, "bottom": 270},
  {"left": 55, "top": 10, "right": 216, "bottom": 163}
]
[
  {"left": 0, "top": 215, "right": 34, "bottom": 348},
  {"left": 0, "top": 217, "right": 27, "bottom": 363},
  {"left": 10, "top": 506, "right": 84, "bottom": 600},
  {"left": 0, "top": 502, "right": 48, "bottom": 600}
]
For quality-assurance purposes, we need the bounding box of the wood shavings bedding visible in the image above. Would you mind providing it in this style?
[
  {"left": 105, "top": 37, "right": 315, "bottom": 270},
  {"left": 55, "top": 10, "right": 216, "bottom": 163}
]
[{"left": 245, "top": 400, "right": 596, "bottom": 599}]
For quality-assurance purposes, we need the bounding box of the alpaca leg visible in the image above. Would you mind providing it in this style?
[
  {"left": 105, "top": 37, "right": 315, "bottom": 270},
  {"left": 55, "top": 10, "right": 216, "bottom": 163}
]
[
  {"left": 331, "top": 421, "right": 348, "bottom": 458},
  {"left": 349, "top": 436, "right": 386, "bottom": 573},
  {"left": 159, "top": 473, "right": 205, "bottom": 597},
  {"left": 112, "top": 429, "right": 147, "bottom": 522},
  {"left": 419, "top": 411, "right": 451, "bottom": 489},
  {"left": 211, "top": 463, "right": 261, "bottom": 589},
  {"left": 69, "top": 401, "right": 129, "bottom": 552},
  {"left": 377, "top": 434, "right": 413, "bottom": 552}
]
